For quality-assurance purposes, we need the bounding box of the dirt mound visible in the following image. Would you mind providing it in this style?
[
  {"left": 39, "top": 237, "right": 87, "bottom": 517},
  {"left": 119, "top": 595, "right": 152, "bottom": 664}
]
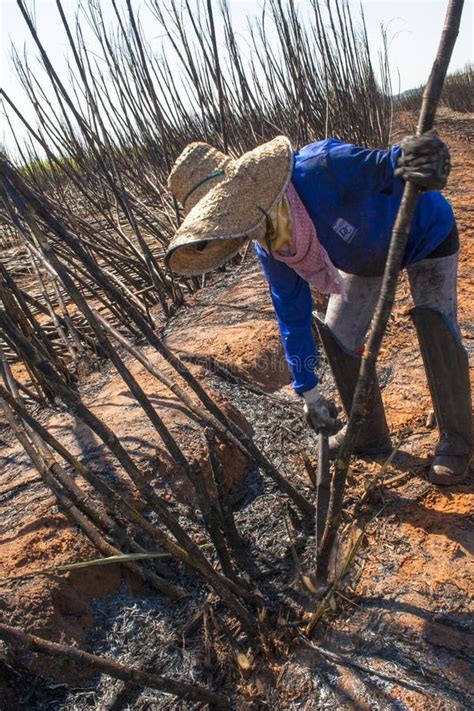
[
  {"left": 166, "top": 270, "right": 292, "bottom": 392},
  {"left": 0, "top": 514, "right": 123, "bottom": 683}
]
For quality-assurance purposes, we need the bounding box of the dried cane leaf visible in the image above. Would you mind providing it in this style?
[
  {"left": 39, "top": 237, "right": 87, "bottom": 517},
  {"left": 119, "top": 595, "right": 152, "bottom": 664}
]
[
  {"left": 302, "top": 575, "right": 318, "bottom": 593},
  {"left": 237, "top": 653, "right": 252, "bottom": 671}
]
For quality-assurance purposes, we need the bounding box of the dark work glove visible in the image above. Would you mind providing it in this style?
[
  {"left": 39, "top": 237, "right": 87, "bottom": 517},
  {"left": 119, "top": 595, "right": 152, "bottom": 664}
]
[
  {"left": 303, "top": 385, "right": 340, "bottom": 435},
  {"left": 395, "top": 129, "right": 451, "bottom": 192}
]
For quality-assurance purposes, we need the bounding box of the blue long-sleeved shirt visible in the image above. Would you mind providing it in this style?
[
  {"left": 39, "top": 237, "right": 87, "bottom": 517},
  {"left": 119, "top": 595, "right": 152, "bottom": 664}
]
[{"left": 256, "top": 139, "right": 455, "bottom": 394}]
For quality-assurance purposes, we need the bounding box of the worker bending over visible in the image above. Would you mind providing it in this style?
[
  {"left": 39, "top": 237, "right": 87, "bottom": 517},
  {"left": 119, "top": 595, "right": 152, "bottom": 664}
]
[{"left": 165, "top": 131, "right": 471, "bottom": 486}]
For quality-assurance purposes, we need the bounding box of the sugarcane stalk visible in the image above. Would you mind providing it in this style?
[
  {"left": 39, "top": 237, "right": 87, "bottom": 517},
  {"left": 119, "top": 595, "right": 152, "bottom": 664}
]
[
  {"left": 206, "top": 0, "right": 229, "bottom": 152},
  {"left": 0, "top": 379, "right": 261, "bottom": 607},
  {"left": 41, "top": 465, "right": 184, "bottom": 599},
  {"left": 28, "top": 242, "right": 86, "bottom": 357},
  {"left": 187, "top": 461, "right": 237, "bottom": 581},
  {"left": 205, "top": 428, "right": 246, "bottom": 562},
  {"left": 28, "top": 248, "right": 77, "bottom": 361},
  {"left": 15, "top": 279, "right": 99, "bottom": 357},
  {"left": 0, "top": 278, "right": 68, "bottom": 382},
  {"left": 12, "top": 390, "right": 169, "bottom": 577},
  {"left": 48, "top": 273, "right": 85, "bottom": 357},
  {"left": 0, "top": 623, "right": 230, "bottom": 707},
  {"left": 21, "top": 209, "right": 205, "bottom": 475},
  {"left": 315, "top": 431, "right": 330, "bottom": 557},
  {"left": 0, "top": 306, "right": 55, "bottom": 403},
  {"left": 315, "top": 0, "right": 466, "bottom": 584},
  {"left": 0, "top": 347, "right": 43, "bottom": 406},
  {"left": 22, "top": 222, "right": 259, "bottom": 580}
]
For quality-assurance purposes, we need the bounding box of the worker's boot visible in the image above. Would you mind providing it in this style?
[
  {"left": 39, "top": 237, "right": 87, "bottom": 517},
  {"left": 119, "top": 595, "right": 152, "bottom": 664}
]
[
  {"left": 313, "top": 316, "right": 391, "bottom": 459},
  {"left": 410, "top": 306, "right": 472, "bottom": 485}
]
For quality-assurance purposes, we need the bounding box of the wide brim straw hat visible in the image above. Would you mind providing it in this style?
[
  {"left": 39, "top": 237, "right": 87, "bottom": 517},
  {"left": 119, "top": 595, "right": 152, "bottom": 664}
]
[{"left": 165, "top": 136, "right": 293, "bottom": 276}]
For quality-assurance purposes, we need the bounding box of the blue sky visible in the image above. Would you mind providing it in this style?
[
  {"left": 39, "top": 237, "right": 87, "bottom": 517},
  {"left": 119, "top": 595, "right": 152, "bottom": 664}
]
[{"left": 1, "top": 0, "right": 472, "bottom": 151}]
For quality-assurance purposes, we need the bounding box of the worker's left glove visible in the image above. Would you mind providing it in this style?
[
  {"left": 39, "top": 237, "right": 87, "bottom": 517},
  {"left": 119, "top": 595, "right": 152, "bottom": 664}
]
[
  {"left": 395, "top": 129, "right": 450, "bottom": 192},
  {"left": 303, "top": 385, "right": 340, "bottom": 434}
]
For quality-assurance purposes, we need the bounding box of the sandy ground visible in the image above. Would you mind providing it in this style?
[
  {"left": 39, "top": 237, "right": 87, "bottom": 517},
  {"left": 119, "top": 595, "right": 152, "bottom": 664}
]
[{"left": 0, "top": 111, "right": 472, "bottom": 708}]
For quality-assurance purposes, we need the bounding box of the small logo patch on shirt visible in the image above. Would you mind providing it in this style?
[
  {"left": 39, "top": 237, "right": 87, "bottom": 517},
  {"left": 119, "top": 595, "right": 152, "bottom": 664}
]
[{"left": 333, "top": 218, "right": 358, "bottom": 243}]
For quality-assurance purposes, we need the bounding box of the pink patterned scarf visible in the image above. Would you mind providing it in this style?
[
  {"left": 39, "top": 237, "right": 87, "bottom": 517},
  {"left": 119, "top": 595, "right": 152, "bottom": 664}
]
[{"left": 273, "top": 183, "right": 346, "bottom": 297}]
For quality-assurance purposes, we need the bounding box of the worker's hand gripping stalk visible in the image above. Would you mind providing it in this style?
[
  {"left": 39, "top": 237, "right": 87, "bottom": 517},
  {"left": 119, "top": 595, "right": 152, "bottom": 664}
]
[
  {"left": 395, "top": 129, "right": 451, "bottom": 192},
  {"left": 303, "top": 385, "right": 340, "bottom": 435}
]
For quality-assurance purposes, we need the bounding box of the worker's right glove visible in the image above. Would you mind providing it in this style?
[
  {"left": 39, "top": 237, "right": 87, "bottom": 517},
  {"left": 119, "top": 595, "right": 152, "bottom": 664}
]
[
  {"left": 303, "top": 385, "right": 340, "bottom": 434},
  {"left": 395, "top": 129, "right": 451, "bottom": 192}
]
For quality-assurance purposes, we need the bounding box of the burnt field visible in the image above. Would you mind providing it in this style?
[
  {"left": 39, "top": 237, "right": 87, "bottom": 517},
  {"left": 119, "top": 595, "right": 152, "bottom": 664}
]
[
  {"left": 0, "top": 110, "right": 472, "bottom": 709},
  {"left": 0, "top": 0, "right": 473, "bottom": 708}
]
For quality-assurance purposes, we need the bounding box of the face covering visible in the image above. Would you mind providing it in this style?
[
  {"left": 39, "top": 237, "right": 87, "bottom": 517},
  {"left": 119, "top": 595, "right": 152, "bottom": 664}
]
[{"left": 257, "top": 182, "right": 346, "bottom": 297}]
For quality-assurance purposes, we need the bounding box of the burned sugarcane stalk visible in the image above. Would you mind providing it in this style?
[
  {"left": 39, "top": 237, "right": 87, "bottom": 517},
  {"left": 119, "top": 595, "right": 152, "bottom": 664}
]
[
  {"left": 28, "top": 248, "right": 77, "bottom": 362},
  {"left": 187, "top": 461, "right": 237, "bottom": 581},
  {"left": 27, "top": 241, "right": 86, "bottom": 358},
  {"left": 0, "top": 382, "right": 198, "bottom": 567},
  {"left": 21, "top": 220, "right": 261, "bottom": 573},
  {"left": 13, "top": 280, "right": 99, "bottom": 358},
  {"left": 0, "top": 623, "right": 230, "bottom": 707},
  {"left": 15, "top": 205, "right": 206, "bottom": 474},
  {"left": 315, "top": 430, "right": 331, "bottom": 559},
  {"left": 205, "top": 428, "right": 246, "bottom": 563},
  {"left": 0, "top": 277, "right": 70, "bottom": 382},
  {"left": 0, "top": 346, "right": 45, "bottom": 406}
]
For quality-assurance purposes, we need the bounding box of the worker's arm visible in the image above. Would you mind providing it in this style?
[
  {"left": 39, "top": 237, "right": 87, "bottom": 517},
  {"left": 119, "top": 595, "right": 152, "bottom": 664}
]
[
  {"left": 255, "top": 242, "right": 318, "bottom": 394},
  {"left": 326, "top": 130, "right": 450, "bottom": 196},
  {"left": 256, "top": 244, "right": 339, "bottom": 432},
  {"left": 325, "top": 140, "right": 402, "bottom": 196}
]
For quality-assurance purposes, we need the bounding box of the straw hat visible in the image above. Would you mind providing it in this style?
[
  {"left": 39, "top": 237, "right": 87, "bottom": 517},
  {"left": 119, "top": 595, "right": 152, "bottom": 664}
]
[{"left": 165, "top": 136, "right": 294, "bottom": 275}]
